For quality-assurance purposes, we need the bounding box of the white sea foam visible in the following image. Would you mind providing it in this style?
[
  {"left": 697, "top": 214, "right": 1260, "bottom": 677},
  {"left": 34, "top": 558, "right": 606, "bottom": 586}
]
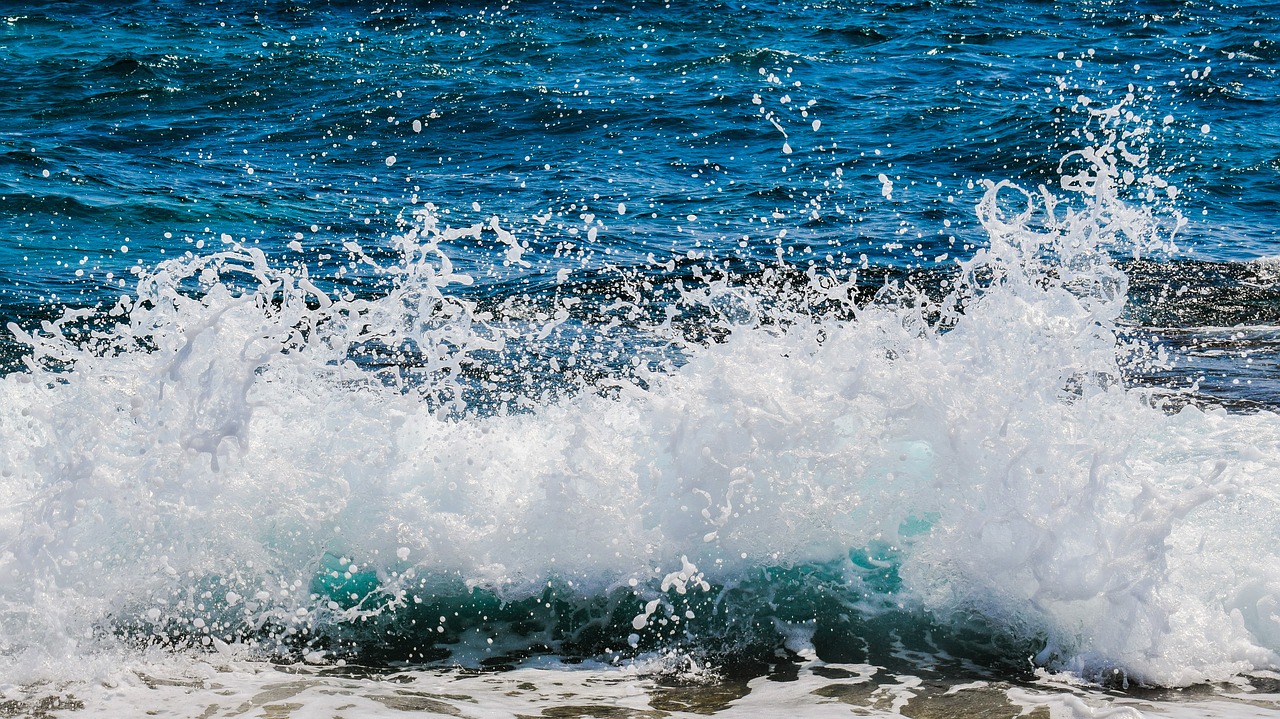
[
  {"left": 2, "top": 104, "right": 1280, "bottom": 690},
  {"left": 5, "top": 659, "right": 1278, "bottom": 718}
]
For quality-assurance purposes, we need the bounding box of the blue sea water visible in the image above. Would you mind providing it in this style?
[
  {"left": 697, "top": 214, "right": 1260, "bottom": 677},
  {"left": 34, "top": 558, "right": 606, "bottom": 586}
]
[
  {"left": 2, "top": 0, "right": 1280, "bottom": 704},
  {"left": 3, "top": 1, "right": 1276, "bottom": 304}
]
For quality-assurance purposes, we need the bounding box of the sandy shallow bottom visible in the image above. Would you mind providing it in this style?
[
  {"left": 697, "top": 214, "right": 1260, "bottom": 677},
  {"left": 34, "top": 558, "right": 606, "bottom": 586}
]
[{"left": 5, "top": 659, "right": 1280, "bottom": 719}]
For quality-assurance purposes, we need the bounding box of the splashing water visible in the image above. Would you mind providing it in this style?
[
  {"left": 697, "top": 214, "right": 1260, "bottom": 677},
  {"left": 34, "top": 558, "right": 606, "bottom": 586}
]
[{"left": 2, "top": 98, "right": 1279, "bottom": 696}]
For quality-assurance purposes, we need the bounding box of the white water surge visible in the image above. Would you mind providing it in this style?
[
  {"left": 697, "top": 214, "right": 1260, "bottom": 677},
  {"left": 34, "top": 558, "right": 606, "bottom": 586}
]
[{"left": 1, "top": 109, "right": 1280, "bottom": 693}]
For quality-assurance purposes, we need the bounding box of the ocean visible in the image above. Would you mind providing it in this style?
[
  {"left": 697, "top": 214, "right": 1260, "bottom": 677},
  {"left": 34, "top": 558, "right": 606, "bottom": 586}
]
[{"left": 1, "top": 0, "right": 1279, "bottom": 716}]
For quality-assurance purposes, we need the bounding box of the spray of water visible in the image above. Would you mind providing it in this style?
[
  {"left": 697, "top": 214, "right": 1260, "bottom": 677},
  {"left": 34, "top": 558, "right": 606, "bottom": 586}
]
[{"left": 1, "top": 99, "right": 1279, "bottom": 689}]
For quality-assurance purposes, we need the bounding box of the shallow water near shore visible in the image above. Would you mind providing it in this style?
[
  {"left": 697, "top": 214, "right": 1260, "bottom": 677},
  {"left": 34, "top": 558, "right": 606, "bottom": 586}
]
[{"left": 7, "top": 659, "right": 1280, "bottom": 719}]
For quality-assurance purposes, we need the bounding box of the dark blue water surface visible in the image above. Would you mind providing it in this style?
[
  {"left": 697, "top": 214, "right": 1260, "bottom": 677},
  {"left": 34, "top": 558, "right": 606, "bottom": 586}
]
[{"left": 1, "top": 0, "right": 1276, "bottom": 317}]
